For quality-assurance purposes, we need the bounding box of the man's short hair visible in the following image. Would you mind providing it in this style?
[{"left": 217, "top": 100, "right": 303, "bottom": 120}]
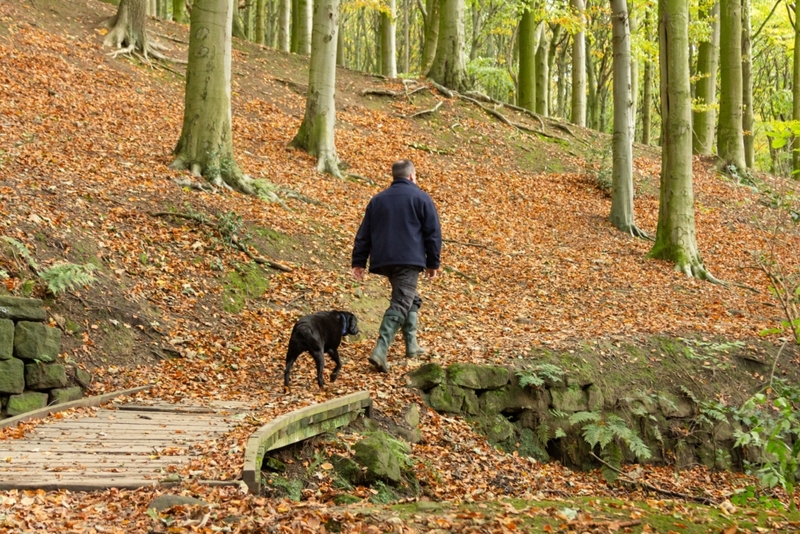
[{"left": 392, "top": 159, "right": 415, "bottom": 179}]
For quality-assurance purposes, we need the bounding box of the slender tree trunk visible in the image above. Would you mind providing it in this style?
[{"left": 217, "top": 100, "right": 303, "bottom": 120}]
[
  {"left": 427, "top": 0, "right": 469, "bottom": 91},
  {"left": 403, "top": 0, "right": 410, "bottom": 73},
  {"left": 642, "top": 56, "right": 653, "bottom": 144},
  {"left": 470, "top": 1, "right": 481, "bottom": 60},
  {"left": 173, "top": 0, "right": 186, "bottom": 24},
  {"left": 557, "top": 35, "right": 569, "bottom": 118},
  {"left": 742, "top": 0, "right": 754, "bottom": 167},
  {"left": 518, "top": 6, "right": 542, "bottom": 112},
  {"left": 337, "top": 14, "right": 345, "bottom": 66},
  {"left": 650, "top": 0, "right": 711, "bottom": 279},
  {"left": 570, "top": 0, "right": 587, "bottom": 126},
  {"left": 536, "top": 24, "right": 550, "bottom": 116},
  {"left": 292, "top": 0, "right": 311, "bottom": 54},
  {"left": 381, "top": 0, "right": 397, "bottom": 77},
  {"left": 718, "top": 0, "right": 746, "bottom": 171},
  {"left": 256, "top": 0, "right": 266, "bottom": 44},
  {"left": 586, "top": 34, "right": 597, "bottom": 129},
  {"left": 793, "top": 6, "right": 800, "bottom": 175},
  {"left": 232, "top": 1, "right": 247, "bottom": 40},
  {"left": 609, "top": 0, "right": 641, "bottom": 235},
  {"left": 292, "top": 0, "right": 342, "bottom": 176},
  {"left": 171, "top": 0, "right": 252, "bottom": 194},
  {"left": 421, "top": 0, "right": 439, "bottom": 73},
  {"left": 628, "top": 3, "right": 639, "bottom": 141},
  {"left": 692, "top": 2, "right": 720, "bottom": 155},
  {"left": 278, "top": 0, "right": 291, "bottom": 51}
]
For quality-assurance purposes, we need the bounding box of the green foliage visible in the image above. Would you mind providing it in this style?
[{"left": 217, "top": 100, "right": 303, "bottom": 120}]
[
  {"left": 730, "top": 485, "right": 783, "bottom": 510},
  {"left": 568, "top": 411, "right": 652, "bottom": 484},
  {"left": 1, "top": 236, "right": 39, "bottom": 271},
  {"left": 466, "top": 58, "right": 515, "bottom": 103},
  {"left": 39, "top": 263, "right": 98, "bottom": 295},
  {"left": 216, "top": 211, "right": 244, "bottom": 246},
  {"left": 583, "top": 145, "right": 612, "bottom": 195},
  {"left": 517, "top": 364, "right": 566, "bottom": 388},
  {"left": 679, "top": 338, "right": 744, "bottom": 371}
]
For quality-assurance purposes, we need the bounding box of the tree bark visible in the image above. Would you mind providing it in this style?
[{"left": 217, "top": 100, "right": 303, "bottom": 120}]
[
  {"left": 278, "top": 0, "right": 291, "bottom": 52},
  {"left": 103, "top": 0, "right": 150, "bottom": 56},
  {"left": 291, "top": 0, "right": 342, "bottom": 177},
  {"left": 586, "top": 33, "right": 597, "bottom": 129},
  {"left": 649, "top": 0, "right": 710, "bottom": 279},
  {"left": 517, "top": 6, "right": 542, "bottom": 112},
  {"left": 403, "top": 0, "right": 410, "bottom": 72},
  {"left": 232, "top": 1, "right": 247, "bottom": 41},
  {"left": 628, "top": 3, "right": 638, "bottom": 141},
  {"left": 420, "top": 0, "right": 439, "bottom": 73},
  {"left": 292, "top": 0, "right": 312, "bottom": 54},
  {"left": 741, "top": 0, "right": 754, "bottom": 167},
  {"left": 381, "top": 0, "right": 397, "bottom": 77},
  {"left": 794, "top": 5, "right": 800, "bottom": 175},
  {"left": 609, "top": 0, "right": 640, "bottom": 235},
  {"left": 536, "top": 24, "right": 550, "bottom": 116},
  {"left": 570, "top": 0, "right": 587, "bottom": 126},
  {"left": 256, "top": 0, "right": 267, "bottom": 44},
  {"left": 718, "top": 0, "right": 746, "bottom": 171},
  {"left": 692, "top": 2, "right": 719, "bottom": 155},
  {"left": 427, "top": 0, "right": 469, "bottom": 91},
  {"left": 172, "top": 0, "right": 186, "bottom": 24},
  {"left": 171, "top": 0, "right": 252, "bottom": 194}
]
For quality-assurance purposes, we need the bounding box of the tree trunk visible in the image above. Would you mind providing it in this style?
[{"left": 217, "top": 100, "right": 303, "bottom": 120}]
[
  {"left": 292, "top": 0, "right": 342, "bottom": 176},
  {"left": 649, "top": 0, "right": 710, "bottom": 279},
  {"left": 517, "top": 6, "right": 542, "bottom": 112},
  {"left": 403, "top": 0, "right": 410, "bottom": 73},
  {"left": 718, "top": 0, "right": 746, "bottom": 171},
  {"left": 427, "top": 0, "right": 469, "bottom": 91},
  {"left": 278, "top": 0, "right": 291, "bottom": 52},
  {"left": 232, "top": 1, "right": 247, "bottom": 41},
  {"left": 420, "top": 0, "right": 439, "bottom": 73},
  {"left": 103, "top": 0, "right": 151, "bottom": 56},
  {"left": 556, "top": 34, "right": 569, "bottom": 118},
  {"left": 171, "top": 0, "right": 252, "bottom": 194},
  {"left": 586, "top": 33, "right": 597, "bottom": 129},
  {"left": 628, "top": 3, "right": 638, "bottom": 141},
  {"left": 641, "top": 8, "right": 653, "bottom": 144},
  {"left": 609, "top": 0, "right": 641, "bottom": 235},
  {"left": 381, "top": 0, "right": 397, "bottom": 77},
  {"left": 337, "top": 14, "right": 345, "bottom": 66},
  {"left": 292, "top": 0, "right": 311, "bottom": 54},
  {"left": 470, "top": 1, "right": 481, "bottom": 61},
  {"left": 173, "top": 0, "right": 186, "bottom": 24},
  {"left": 256, "top": 0, "right": 266, "bottom": 44},
  {"left": 536, "top": 24, "right": 550, "bottom": 116},
  {"left": 741, "top": 0, "right": 754, "bottom": 167},
  {"left": 692, "top": 2, "right": 719, "bottom": 155},
  {"left": 794, "top": 6, "right": 800, "bottom": 175},
  {"left": 570, "top": 0, "right": 587, "bottom": 126}
]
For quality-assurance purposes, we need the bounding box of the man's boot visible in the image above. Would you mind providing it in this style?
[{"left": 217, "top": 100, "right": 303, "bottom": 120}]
[
  {"left": 402, "top": 306, "right": 426, "bottom": 357},
  {"left": 369, "top": 310, "right": 404, "bottom": 373}
]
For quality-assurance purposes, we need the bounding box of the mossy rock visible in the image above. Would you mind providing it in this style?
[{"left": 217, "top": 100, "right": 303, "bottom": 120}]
[
  {"left": 49, "top": 386, "right": 83, "bottom": 405},
  {"left": 478, "top": 414, "right": 516, "bottom": 444},
  {"left": 405, "top": 363, "right": 445, "bottom": 391},
  {"left": 25, "top": 362, "right": 67, "bottom": 390},
  {"left": 425, "top": 384, "right": 466, "bottom": 414},
  {"left": 7, "top": 391, "right": 48, "bottom": 416},
  {"left": 353, "top": 431, "right": 407, "bottom": 484},
  {"left": 550, "top": 386, "right": 589, "bottom": 412},
  {"left": 333, "top": 494, "right": 362, "bottom": 505},
  {"left": 447, "top": 363, "right": 509, "bottom": 390},
  {"left": 330, "top": 454, "right": 362, "bottom": 485},
  {"left": 262, "top": 457, "right": 286, "bottom": 473},
  {"left": 13, "top": 321, "right": 61, "bottom": 363},
  {"left": 0, "top": 296, "right": 47, "bottom": 322},
  {"left": 269, "top": 476, "right": 303, "bottom": 501},
  {"left": 0, "top": 319, "right": 13, "bottom": 360},
  {"left": 0, "top": 358, "right": 24, "bottom": 395}
]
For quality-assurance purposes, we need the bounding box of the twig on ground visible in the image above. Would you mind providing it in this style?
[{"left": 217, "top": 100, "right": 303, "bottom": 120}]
[
  {"left": 346, "top": 173, "right": 376, "bottom": 186},
  {"left": 590, "top": 452, "right": 718, "bottom": 505},
  {"left": 273, "top": 78, "right": 307, "bottom": 94},
  {"left": 443, "top": 238, "right": 503, "bottom": 254},
  {"left": 407, "top": 142, "right": 452, "bottom": 155},
  {"left": 442, "top": 265, "right": 477, "bottom": 283},
  {"left": 403, "top": 101, "right": 442, "bottom": 119}
]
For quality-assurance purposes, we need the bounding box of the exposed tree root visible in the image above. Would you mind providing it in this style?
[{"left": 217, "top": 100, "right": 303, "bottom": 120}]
[
  {"left": 402, "top": 101, "right": 442, "bottom": 119},
  {"left": 150, "top": 211, "right": 293, "bottom": 273}
]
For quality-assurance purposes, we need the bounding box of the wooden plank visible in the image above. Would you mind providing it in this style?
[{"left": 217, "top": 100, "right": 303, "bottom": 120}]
[
  {"left": 242, "top": 391, "right": 371, "bottom": 495},
  {"left": 0, "top": 477, "right": 178, "bottom": 491},
  {"left": 0, "top": 386, "right": 153, "bottom": 429}
]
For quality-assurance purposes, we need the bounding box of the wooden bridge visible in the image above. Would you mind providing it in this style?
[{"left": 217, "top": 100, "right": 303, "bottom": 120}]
[{"left": 0, "top": 388, "right": 371, "bottom": 493}]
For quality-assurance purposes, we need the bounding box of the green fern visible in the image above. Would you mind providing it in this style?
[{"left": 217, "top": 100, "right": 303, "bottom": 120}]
[
  {"left": 39, "top": 263, "right": 98, "bottom": 295},
  {"left": 1, "top": 236, "right": 39, "bottom": 271},
  {"left": 517, "top": 364, "right": 565, "bottom": 389},
  {"left": 570, "top": 411, "right": 651, "bottom": 483}
]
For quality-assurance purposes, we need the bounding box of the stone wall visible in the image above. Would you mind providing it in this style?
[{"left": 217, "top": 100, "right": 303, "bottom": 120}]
[
  {"left": 0, "top": 296, "right": 90, "bottom": 419},
  {"left": 405, "top": 362, "right": 743, "bottom": 472}
]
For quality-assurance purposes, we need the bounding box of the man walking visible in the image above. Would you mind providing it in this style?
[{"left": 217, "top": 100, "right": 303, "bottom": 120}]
[{"left": 352, "top": 160, "right": 442, "bottom": 373}]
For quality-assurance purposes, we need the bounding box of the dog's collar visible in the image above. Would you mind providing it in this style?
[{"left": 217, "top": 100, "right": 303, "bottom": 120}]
[{"left": 341, "top": 313, "right": 348, "bottom": 335}]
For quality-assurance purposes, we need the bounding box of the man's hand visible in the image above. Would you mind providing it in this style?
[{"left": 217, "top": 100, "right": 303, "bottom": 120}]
[
  {"left": 352, "top": 267, "right": 365, "bottom": 281},
  {"left": 425, "top": 268, "right": 438, "bottom": 280}
]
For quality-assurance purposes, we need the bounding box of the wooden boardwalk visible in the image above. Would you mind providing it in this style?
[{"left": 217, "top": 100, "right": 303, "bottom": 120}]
[{"left": 0, "top": 400, "right": 254, "bottom": 491}]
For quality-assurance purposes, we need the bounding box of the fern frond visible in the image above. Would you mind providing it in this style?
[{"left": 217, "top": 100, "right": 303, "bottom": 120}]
[
  {"left": 39, "top": 263, "right": 98, "bottom": 295},
  {"left": 569, "top": 411, "right": 601, "bottom": 426},
  {"left": 0, "top": 236, "right": 39, "bottom": 271},
  {"left": 600, "top": 443, "right": 623, "bottom": 484}
]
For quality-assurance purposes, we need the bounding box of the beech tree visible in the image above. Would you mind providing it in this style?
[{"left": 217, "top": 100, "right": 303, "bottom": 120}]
[
  {"left": 692, "top": 1, "right": 720, "bottom": 155},
  {"left": 427, "top": 0, "right": 470, "bottom": 91},
  {"left": 570, "top": 0, "right": 587, "bottom": 126},
  {"left": 278, "top": 0, "right": 291, "bottom": 52},
  {"left": 518, "top": 5, "right": 543, "bottom": 112},
  {"left": 609, "top": 0, "right": 644, "bottom": 236},
  {"left": 291, "top": 0, "right": 342, "bottom": 176},
  {"left": 292, "top": 0, "right": 312, "bottom": 54},
  {"left": 380, "top": 0, "right": 397, "bottom": 77},
  {"left": 103, "top": 0, "right": 168, "bottom": 59},
  {"left": 718, "top": 0, "right": 747, "bottom": 171},
  {"left": 742, "top": 0, "right": 754, "bottom": 167},
  {"left": 649, "top": 0, "right": 715, "bottom": 280},
  {"left": 171, "top": 0, "right": 253, "bottom": 194}
]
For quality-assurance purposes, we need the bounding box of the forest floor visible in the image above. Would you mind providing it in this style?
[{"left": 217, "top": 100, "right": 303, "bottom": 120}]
[{"left": 1, "top": 0, "right": 800, "bottom": 532}]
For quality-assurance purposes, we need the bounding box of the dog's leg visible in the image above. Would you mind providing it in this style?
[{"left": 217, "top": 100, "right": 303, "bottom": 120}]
[
  {"left": 284, "top": 346, "right": 302, "bottom": 394},
  {"left": 311, "top": 349, "right": 326, "bottom": 389},
  {"left": 328, "top": 347, "right": 342, "bottom": 383}
]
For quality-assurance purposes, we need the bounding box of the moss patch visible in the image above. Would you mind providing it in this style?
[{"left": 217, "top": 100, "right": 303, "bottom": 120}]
[{"left": 222, "top": 263, "right": 269, "bottom": 313}]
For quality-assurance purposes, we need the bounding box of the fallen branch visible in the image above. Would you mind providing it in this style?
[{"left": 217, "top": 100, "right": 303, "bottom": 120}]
[
  {"left": 273, "top": 78, "right": 306, "bottom": 95},
  {"left": 428, "top": 80, "right": 454, "bottom": 98},
  {"left": 150, "top": 211, "right": 293, "bottom": 272},
  {"left": 442, "top": 265, "right": 477, "bottom": 283},
  {"left": 443, "top": 238, "right": 502, "bottom": 254},
  {"left": 154, "top": 32, "right": 189, "bottom": 45},
  {"left": 346, "top": 173, "right": 376, "bottom": 186},
  {"left": 590, "top": 452, "right": 718, "bottom": 505},
  {"left": 407, "top": 142, "right": 452, "bottom": 155}
]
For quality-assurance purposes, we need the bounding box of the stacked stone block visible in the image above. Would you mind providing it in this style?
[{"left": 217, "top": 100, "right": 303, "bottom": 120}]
[{"left": 0, "top": 296, "right": 89, "bottom": 418}]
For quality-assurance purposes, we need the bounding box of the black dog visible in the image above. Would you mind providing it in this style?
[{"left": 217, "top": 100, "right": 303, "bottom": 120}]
[{"left": 283, "top": 310, "right": 359, "bottom": 392}]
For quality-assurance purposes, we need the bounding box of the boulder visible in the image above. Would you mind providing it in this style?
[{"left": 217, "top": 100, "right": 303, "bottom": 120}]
[
  {"left": 7, "top": 391, "right": 48, "bottom": 416},
  {"left": 330, "top": 453, "right": 363, "bottom": 485},
  {"left": 426, "top": 384, "right": 466, "bottom": 414},
  {"left": 403, "top": 403, "right": 420, "bottom": 428},
  {"left": 0, "top": 296, "right": 47, "bottom": 322},
  {"left": 25, "top": 363, "right": 67, "bottom": 390},
  {"left": 550, "top": 386, "right": 589, "bottom": 412},
  {"left": 147, "top": 495, "right": 209, "bottom": 511},
  {"left": 405, "top": 363, "right": 445, "bottom": 391},
  {"left": 50, "top": 386, "right": 83, "bottom": 405},
  {"left": 658, "top": 392, "right": 693, "bottom": 418},
  {"left": 0, "top": 319, "right": 13, "bottom": 360},
  {"left": 479, "top": 414, "right": 516, "bottom": 443},
  {"left": 0, "top": 358, "right": 25, "bottom": 395},
  {"left": 73, "top": 367, "right": 93, "bottom": 388},
  {"left": 447, "top": 363, "right": 509, "bottom": 390},
  {"left": 13, "top": 321, "right": 61, "bottom": 363},
  {"left": 353, "top": 431, "right": 407, "bottom": 483}
]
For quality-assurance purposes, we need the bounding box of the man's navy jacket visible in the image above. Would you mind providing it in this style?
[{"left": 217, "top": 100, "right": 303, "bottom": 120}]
[{"left": 352, "top": 178, "right": 442, "bottom": 275}]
